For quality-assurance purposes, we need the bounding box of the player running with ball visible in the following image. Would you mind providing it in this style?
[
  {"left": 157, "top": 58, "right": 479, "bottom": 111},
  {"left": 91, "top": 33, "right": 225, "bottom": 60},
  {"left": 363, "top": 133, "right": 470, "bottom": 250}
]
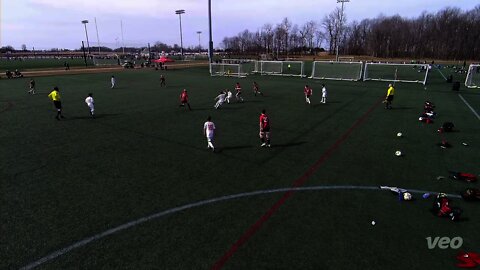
[
  {"left": 259, "top": 109, "right": 271, "bottom": 147},
  {"left": 253, "top": 81, "right": 263, "bottom": 96}
]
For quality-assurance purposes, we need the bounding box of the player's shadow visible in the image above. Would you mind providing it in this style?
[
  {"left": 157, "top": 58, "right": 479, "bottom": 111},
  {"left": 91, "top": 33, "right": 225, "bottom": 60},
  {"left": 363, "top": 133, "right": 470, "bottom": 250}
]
[
  {"left": 68, "top": 113, "right": 120, "bottom": 120},
  {"left": 391, "top": 106, "right": 413, "bottom": 110},
  {"left": 218, "top": 106, "right": 243, "bottom": 110},
  {"left": 189, "top": 107, "right": 211, "bottom": 111},
  {"left": 269, "top": 141, "right": 307, "bottom": 148},
  {"left": 217, "top": 145, "right": 253, "bottom": 152}
]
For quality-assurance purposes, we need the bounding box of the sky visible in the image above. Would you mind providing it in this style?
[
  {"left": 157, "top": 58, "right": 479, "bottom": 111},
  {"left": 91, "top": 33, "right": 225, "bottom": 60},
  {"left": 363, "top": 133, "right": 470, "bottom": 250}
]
[{"left": 1, "top": 0, "right": 478, "bottom": 50}]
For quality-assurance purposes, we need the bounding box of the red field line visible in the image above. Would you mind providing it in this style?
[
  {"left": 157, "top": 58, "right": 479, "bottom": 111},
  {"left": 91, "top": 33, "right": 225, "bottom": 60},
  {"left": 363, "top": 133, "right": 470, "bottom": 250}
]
[{"left": 211, "top": 96, "right": 384, "bottom": 270}]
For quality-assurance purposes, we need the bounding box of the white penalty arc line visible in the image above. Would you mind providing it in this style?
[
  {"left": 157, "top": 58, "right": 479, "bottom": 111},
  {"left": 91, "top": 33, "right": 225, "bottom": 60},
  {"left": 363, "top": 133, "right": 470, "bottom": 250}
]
[
  {"left": 20, "top": 185, "right": 461, "bottom": 270},
  {"left": 459, "top": 94, "right": 480, "bottom": 121}
]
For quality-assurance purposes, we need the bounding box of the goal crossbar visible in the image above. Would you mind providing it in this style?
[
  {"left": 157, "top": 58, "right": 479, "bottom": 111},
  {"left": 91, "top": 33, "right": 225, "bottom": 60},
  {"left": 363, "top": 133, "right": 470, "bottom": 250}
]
[
  {"left": 363, "top": 62, "right": 429, "bottom": 85},
  {"left": 310, "top": 61, "right": 363, "bottom": 81},
  {"left": 259, "top": 61, "right": 304, "bottom": 77},
  {"left": 209, "top": 63, "right": 246, "bottom": 78}
]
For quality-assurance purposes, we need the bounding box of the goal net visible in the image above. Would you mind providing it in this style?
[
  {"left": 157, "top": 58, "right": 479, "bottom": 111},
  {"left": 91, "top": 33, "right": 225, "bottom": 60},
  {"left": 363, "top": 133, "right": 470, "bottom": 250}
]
[
  {"left": 210, "top": 63, "right": 247, "bottom": 77},
  {"left": 92, "top": 55, "right": 121, "bottom": 66},
  {"left": 222, "top": 59, "right": 258, "bottom": 74},
  {"left": 310, "top": 61, "right": 363, "bottom": 81},
  {"left": 465, "top": 64, "right": 480, "bottom": 88},
  {"left": 364, "top": 63, "right": 429, "bottom": 85},
  {"left": 259, "top": 61, "right": 304, "bottom": 77}
]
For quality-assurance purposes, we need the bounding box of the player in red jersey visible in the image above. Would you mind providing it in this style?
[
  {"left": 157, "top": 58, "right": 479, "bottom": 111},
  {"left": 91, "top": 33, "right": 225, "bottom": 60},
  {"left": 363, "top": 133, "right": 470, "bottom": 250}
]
[
  {"left": 235, "top": 82, "right": 244, "bottom": 102},
  {"left": 259, "top": 109, "right": 271, "bottom": 147},
  {"left": 253, "top": 81, "right": 263, "bottom": 96},
  {"left": 179, "top": 89, "right": 192, "bottom": 110},
  {"left": 304, "top": 85, "right": 312, "bottom": 104}
]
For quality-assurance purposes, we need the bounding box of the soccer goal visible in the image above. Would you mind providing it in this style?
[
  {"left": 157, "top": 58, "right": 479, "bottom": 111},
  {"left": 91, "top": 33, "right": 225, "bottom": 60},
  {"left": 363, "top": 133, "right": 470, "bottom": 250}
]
[
  {"left": 259, "top": 61, "right": 304, "bottom": 77},
  {"left": 310, "top": 61, "right": 363, "bottom": 81},
  {"left": 210, "top": 63, "right": 247, "bottom": 77},
  {"left": 221, "top": 59, "right": 258, "bottom": 74},
  {"left": 465, "top": 64, "right": 480, "bottom": 88},
  {"left": 363, "top": 63, "right": 429, "bottom": 85}
]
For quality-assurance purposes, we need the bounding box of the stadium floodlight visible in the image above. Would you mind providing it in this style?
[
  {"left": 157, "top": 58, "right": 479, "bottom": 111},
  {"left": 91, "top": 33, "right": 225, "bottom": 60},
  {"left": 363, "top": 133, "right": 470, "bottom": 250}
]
[
  {"left": 175, "top": 9, "right": 186, "bottom": 58},
  {"left": 208, "top": 0, "right": 213, "bottom": 63},
  {"left": 197, "top": 31, "right": 202, "bottom": 53},
  {"left": 335, "top": 0, "right": 349, "bottom": 62},
  {"left": 81, "top": 20, "right": 91, "bottom": 54},
  {"left": 465, "top": 64, "right": 480, "bottom": 88}
]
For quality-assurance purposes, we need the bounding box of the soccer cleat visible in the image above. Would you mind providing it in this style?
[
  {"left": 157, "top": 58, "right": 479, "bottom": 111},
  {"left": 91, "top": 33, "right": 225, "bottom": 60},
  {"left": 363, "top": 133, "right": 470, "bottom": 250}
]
[
  {"left": 267, "top": 144, "right": 271, "bottom": 147},
  {"left": 261, "top": 143, "right": 266, "bottom": 147}
]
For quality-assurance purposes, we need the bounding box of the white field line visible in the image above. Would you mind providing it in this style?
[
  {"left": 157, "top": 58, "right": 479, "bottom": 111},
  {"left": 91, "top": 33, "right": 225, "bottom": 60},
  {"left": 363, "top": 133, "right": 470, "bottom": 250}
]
[
  {"left": 20, "top": 185, "right": 460, "bottom": 270},
  {"left": 459, "top": 94, "right": 480, "bottom": 121}
]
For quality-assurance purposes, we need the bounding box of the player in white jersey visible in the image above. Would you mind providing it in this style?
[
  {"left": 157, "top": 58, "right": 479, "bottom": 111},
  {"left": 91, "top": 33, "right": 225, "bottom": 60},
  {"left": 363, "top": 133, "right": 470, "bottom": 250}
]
[
  {"left": 111, "top": 75, "right": 116, "bottom": 89},
  {"left": 203, "top": 116, "right": 216, "bottom": 152},
  {"left": 321, "top": 84, "right": 327, "bottom": 104},
  {"left": 225, "top": 90, "right": 233, "bottom": 104},
  {"left": 85, "top": 93, "right": 95, "bottom": 118},
  {"left": 214, "top": 91, "right": 227, "bottom": 109}
]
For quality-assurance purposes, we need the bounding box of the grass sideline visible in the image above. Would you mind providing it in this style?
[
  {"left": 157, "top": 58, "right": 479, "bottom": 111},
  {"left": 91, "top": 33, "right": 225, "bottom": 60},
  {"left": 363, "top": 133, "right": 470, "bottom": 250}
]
[{"left": 1, "top": 66, "right": 479, "bottom": 269}]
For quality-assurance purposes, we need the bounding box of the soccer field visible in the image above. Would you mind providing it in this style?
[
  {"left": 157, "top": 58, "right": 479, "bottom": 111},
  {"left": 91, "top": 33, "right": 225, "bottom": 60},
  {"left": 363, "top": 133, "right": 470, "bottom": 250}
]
[{"left": 1, "top": 66, "right": 479, "bottom": 269}]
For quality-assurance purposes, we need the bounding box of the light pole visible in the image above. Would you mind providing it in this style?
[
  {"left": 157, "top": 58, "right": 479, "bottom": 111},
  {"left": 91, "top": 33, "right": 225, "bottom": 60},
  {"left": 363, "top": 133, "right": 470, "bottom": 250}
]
[
  {"left": 196, "top": 31, "right": 202, "bottom": 53},
  {"left": 175, "top": 9, "right": 185, "bottom": 58},
  {"left": 208, "top": 0, "right": 213, "bottom": 63},
  {"left": 81, "top": 20, "right": 91, "bottom": 54},
  {"left": 335, "top": 0, "right": 349, "bottom": 62}
]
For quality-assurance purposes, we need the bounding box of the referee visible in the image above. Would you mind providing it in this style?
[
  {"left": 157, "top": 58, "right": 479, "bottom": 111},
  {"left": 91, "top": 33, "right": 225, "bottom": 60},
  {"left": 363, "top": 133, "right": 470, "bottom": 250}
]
[{"left": 48, "top": 86, "right": 64, "bottom": 120}]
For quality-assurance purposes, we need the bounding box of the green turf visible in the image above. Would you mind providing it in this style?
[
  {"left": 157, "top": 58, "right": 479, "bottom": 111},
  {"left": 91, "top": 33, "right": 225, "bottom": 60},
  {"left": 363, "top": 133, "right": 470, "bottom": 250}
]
[
  {"left": 1, "top": 58, "right": 94, "bottom": 71},
  {"left": 1, "top": 66, "right": 479, "bottom": 269}
]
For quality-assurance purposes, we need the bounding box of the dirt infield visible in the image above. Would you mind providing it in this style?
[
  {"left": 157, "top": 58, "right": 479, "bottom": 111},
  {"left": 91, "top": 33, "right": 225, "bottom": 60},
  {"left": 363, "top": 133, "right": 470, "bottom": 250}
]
[{"left": 2, "top": 62, "right": 209, "bottom": 78}]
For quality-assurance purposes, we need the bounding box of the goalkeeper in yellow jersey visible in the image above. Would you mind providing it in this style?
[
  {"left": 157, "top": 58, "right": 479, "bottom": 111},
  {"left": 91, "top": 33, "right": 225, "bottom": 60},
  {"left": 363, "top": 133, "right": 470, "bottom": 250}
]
[
  {"left": 385, "top": 83, "right": 395, "bottom": 109},
  {"left": 48, "top": 86, "right": 65, "bottom": 120}
]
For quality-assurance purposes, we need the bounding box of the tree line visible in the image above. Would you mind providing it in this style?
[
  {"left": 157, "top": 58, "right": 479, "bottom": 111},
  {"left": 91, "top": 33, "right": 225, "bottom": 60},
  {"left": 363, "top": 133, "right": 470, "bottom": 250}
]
[{"left": 220, "top": 5, "right": 480, "bottom": 60}]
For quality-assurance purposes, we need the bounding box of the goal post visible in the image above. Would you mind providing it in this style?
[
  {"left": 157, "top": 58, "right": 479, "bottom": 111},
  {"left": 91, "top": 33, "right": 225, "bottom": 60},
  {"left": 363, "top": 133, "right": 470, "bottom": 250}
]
[
  {"left": 259, "top": 61, "right": 304, "bottom": 77},
  {"left": 465, "top": 64, "right": 480, "bottom": 88},
  {"left": 221, "top": 59, "right": 258, "bottom": 74},
  {"left": 209, "top": 63, "right": 246, "bottom": 78},
  {"left": 310, "top": 61, "right": 363, "bottom": 81},
  {"left": 363, "top": 63, "right": 429, "bottom": 85}
]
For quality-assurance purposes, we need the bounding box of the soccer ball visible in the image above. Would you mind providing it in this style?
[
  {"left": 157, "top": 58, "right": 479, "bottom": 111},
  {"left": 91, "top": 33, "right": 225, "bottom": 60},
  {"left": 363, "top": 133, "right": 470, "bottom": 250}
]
[
  {"left": 403, "top": 192, "right": 412, "bottom": 201},
  {"left": 397, "top": 132, "right": 403, "bottom": 137},
  {"left": 395, "top": 150, "right": 402, "bottom": 156}
]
